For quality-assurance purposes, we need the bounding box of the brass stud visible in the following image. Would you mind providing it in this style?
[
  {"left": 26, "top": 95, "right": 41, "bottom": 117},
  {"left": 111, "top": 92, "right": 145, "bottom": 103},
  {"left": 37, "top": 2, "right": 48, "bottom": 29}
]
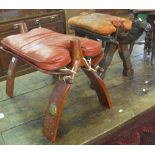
[{"left": 50, "top": 104, "right": 57, "bottom": 116}]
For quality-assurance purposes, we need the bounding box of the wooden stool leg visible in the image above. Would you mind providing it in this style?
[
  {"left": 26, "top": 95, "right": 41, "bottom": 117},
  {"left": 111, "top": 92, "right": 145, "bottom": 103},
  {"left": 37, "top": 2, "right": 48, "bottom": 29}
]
[
  {"left": 83, "top": 69, "right": 112, "bottom": 109},
  {"left": 5, "top": 23, "right": 27, "bottom": 97},
  {"left": 129, "top": 41, "right": 135, "bottom": 54},
  {"left": 43, "top": 39, "right": 82, "bottom": 142},
  {"left": 6, "top": 57, "right": 18, "bottom": 97},
  {"left": 118, "top": 44, "right": 134, "bottom": 77},
  {"left": 99, "top": 42, "right": 118, "bottom": 79},
  {"left": 43, "top": 80, "right": 72, "bottom": 142}
]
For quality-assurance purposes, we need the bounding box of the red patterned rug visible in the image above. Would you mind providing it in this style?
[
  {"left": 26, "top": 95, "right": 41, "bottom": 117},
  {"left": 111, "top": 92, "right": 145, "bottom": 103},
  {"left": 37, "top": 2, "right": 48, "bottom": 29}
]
[{"left": 102, "top": 106, "right": 155, "bottom": 145}]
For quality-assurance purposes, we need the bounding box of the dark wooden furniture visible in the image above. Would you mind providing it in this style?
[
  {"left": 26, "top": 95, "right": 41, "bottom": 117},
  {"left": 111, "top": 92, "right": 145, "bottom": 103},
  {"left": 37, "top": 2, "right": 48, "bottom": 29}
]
[
  {"left": 145, "top": 13, "right": 155, "bottom": 65},
  {"left": 69, "top": 13, "right": 135, "bottom": 78},
  {"left": 69, "top": 11, "right": 149, "bottom": 78},
  {"left": 96, "top": 9, "right": 130, "bottom": 17},
  {"left": 133, "top": 10, "right": 155, "bottom": 65},
  {"left": 1, "top": 23, "right": 112, "bottom": 142},
  {"left": 69, "top": 25, "right": 124, "bottom": 79},
  {"left": 0, "top": 9, "right": 66, "bottom": 81}
]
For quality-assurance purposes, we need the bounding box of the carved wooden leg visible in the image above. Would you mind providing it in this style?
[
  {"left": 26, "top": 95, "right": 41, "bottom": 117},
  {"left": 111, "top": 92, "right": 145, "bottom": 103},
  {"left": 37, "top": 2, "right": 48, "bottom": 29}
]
[
  {"left": 43, "top": 80, "right": 72, "bottom": 142},
  {"left": 6, "top": 57, "right": 18, "bottom": 97},
  {"left": 118, "top": 44, "right": 134, "bottom": 77},
  {"left": 83, "top": 69, "right": 112, "bottom": 109},
  {"left": 129, "top": 41, "right": 135, "bottom": 54},
  {"left": 99, "top": 42, "right": 118, "bottom": 79}
]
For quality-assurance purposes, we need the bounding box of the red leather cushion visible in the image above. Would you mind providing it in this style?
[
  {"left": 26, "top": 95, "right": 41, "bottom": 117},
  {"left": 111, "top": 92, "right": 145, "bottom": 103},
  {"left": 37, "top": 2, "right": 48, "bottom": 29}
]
[{"left": 1, "top": 28, "right": 102, "bottom": 71}]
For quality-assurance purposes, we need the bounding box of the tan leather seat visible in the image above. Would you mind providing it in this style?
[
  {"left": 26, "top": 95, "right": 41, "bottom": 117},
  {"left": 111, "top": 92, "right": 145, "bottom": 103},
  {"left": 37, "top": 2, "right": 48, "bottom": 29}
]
[
  {"left": 68, "top": 13, "right": 132, "bottom": 35},
  {"left": 1, "top": 27, "right": 102, "bottom": 71}
]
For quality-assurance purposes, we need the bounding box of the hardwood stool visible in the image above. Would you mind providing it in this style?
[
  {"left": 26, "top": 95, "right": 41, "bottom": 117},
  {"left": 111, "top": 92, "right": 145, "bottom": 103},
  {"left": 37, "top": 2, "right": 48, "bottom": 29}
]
[
  {"left": 0, "top": 23, "right": 112, "bottom": 142},
  {"left": 68, "top": 13, "right": 147, "bottom": 78}
]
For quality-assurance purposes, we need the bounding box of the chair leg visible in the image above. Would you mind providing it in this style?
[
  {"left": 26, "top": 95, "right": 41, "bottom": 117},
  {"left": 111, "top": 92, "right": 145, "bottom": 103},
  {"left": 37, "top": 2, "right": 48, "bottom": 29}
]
[
  {"left": 6, "top": 57, "right": 18, "bottom": 97},
  {"left": 83, "top": 69, "right": 112, "bottom": 109},
  {"left": 43, "top": 80, "right": 72, "bottom": 142}
]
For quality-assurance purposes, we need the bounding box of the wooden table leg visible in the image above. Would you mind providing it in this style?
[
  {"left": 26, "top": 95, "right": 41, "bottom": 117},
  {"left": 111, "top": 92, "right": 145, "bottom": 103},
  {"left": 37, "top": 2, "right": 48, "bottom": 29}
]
[{"left": 6, "top": 57, "right": 18, "bottom": 97}]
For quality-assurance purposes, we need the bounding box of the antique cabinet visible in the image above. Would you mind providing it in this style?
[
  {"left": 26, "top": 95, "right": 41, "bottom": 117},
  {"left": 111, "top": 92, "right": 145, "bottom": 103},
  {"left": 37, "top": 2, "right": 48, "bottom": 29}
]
[
  {"left": 95, "top": 9, "right": 130, "bottom": 17},
  {"left": 0, "top": 9, "right": 66, "bottom": 80}
]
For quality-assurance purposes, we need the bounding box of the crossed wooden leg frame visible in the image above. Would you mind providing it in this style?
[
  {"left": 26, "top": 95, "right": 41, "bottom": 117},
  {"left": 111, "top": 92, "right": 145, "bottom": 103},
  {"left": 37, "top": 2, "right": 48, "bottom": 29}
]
[{"left": 3, "top": 24, "right": 112, "bottom": 142}]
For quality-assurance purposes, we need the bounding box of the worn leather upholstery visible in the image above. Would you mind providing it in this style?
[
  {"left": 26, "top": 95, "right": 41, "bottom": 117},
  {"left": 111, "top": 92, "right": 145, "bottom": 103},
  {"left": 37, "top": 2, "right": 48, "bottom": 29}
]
[
  {"left": 68, "top": 13, "right": 132, "bottom": 35},
  {"left": 1, "top": 28, "right": 102, "bottom": 71}
]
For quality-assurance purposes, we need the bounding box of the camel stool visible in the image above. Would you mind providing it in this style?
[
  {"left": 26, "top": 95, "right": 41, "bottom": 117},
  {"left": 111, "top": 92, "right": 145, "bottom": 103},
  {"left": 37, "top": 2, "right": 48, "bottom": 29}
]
[
  {"left": 68, "top": 13, "right": 136, "bottom": 78},
  {"left": 0, "top": 23, "right": 112, "bottom": 142}
]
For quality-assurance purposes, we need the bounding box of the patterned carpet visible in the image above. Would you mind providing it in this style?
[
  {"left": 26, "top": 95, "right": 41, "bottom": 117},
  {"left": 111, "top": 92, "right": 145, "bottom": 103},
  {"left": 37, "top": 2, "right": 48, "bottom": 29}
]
[{"left": 103, "top": 107, "right": 155, "bottom": 145}]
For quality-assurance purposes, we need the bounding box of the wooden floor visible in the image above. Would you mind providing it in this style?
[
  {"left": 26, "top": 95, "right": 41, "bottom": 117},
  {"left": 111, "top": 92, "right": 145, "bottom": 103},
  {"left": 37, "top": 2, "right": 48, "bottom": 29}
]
[{"left": 1, "top": 43, "right": 155, "bottom": 144}]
